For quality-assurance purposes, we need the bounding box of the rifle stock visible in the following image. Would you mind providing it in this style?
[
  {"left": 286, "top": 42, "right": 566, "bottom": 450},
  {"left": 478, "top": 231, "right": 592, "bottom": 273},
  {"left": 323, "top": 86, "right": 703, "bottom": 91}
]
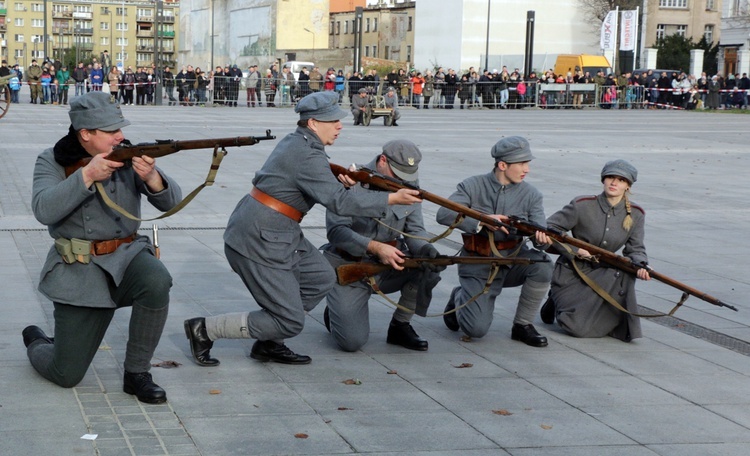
[
  {"left": 329, "top": 162, "right": 738, "bottom": 312},
  {"left": 336, "top": 255, "right": 542, "bottom": 286}
]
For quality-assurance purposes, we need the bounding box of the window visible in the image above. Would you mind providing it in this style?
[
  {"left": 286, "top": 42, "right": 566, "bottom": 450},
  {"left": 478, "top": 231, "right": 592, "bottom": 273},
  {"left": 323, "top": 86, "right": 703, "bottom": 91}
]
[
  {"left": 32, "top": 3, "right": 43, "bottom": 12},
  {"left": 15, "top": 34, "right": 24, "bottom": 42},
  {"left": 101, "top": 22, "right": 110, "bottom": 31},
  {"left": 116, "top": 7, "right": 128, "bottom": 16},
  {"left": 659, "top": 0, "right": 687, "bottom": 7},
  {"left": 117, "top": 51, "right": 128, "bottom": 61},
  {"left": 656, "top": 24, "right": 665, "bottom": 40},
  {"left": 101, "top": 37, "right": 109, "bottom": 46},
  {"left": 15, "top": 49, "right": 24, "bottom": 59},
  {"left": 102, "top": 7, "right": 110, "bottom": 14},
  {"left": 53, "top": 4, "right": 69, "bottom": 14},
  {"left": 365, "top": 46, "right": 370, "bottom": 57},
  {"left": 116, "top": 23, "right": 129, "bottom": 32},
  {"left": 704, "top": 24, "right": 714, "bottom": 43},
  {"left": 336, "top": 21, "right": 340, "bottom": 35},
  {"left": 408, "top": 16, "right": 413, "bottom": 31},
  {"left": 14, "top": 18, "right": 23, "bottom": 26},
  {"left": 366, "top": 18, "right": 370, "bottom": 32},
  {"left": 32, "top": 19, "right": 44, "bottom": 28},
  {"left": 330, "top": 20, "right": 334, "bottom": 35},
  {"left": 372, "top": 45, "right": 377, "bottom": 58},
  {"left": 373, "top": 18, "right": 378, "bottom": 32},
  {"left": 344, "top": 20, "right": 349, "bottom": 34},
  {"left": 676, "top": 25, "right": 687, "bottom": 37},
  {"left": 706, "top": 0, "right": 715, "bottom": 10},
  {"left": 384, "top": 45, "right": 389, "bottom": 60},
  {"left": 73, "top": 4, "right": 92, "bottom": 13},
  {"left": 116, "top": 37, "right": 128, "bottom": 46},
  {"left": 407, "top": 45, "right": 412, "bottom": 64},
  {"left": 14, "top": 2, "right": 24, "bottom": 11}
]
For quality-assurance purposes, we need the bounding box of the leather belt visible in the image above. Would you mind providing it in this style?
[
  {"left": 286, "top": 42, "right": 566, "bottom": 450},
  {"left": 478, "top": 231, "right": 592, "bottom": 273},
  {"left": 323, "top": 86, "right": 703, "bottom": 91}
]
[
  {"left": 461, "top": 233, "right": 521, "bottom": 256},
  {"left": 250, "top": 187, "right": 305, "bottom": 223},
  {"left": 91, "top": 234, "right": 136, "bottom": 256}
]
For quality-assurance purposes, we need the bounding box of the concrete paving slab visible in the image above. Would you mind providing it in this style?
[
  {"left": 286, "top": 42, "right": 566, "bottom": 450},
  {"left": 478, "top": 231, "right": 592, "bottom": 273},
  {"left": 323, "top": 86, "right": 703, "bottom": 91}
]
[{"left": 2, "top": 104, "right": 750, "bottom": 454}]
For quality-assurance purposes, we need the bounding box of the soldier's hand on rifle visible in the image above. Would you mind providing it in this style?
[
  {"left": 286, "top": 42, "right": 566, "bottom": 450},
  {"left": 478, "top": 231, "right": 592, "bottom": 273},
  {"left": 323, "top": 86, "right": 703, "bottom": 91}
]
[
  {"left": 369, "top": 241, "right": 405, "bottom": 271},
  {"left": 388, "top": 188, "right": 422, "bottom": 205},
  {"left": 577, "top": 248, "right": 592, "bottom": 258},
  {"left": 479, "top": 214, "right": 510, "bottom": 234},
  {"left": 132, "top": 156, "right": 165, "bottom": 193},
  {"left": 534, "top": 230, "right": 551, "bottom": 246},
  {"left": 417, "top": 244, "right": 446, "bottom": 272},
  {"left": 636, "top": 264, "right": 651, "bottom": 281},
  {"left": 82, "top": 154, "right": 124, "bottom": 187},
  {"left": 336, "top": 163, "right": 359, "bottom": 188}
]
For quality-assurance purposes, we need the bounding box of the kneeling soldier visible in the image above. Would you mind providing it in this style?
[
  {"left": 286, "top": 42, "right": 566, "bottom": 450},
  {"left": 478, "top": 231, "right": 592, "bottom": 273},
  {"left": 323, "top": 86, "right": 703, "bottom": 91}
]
[{"left": 24, "top": 91, "right": 183, "bottom": 403}]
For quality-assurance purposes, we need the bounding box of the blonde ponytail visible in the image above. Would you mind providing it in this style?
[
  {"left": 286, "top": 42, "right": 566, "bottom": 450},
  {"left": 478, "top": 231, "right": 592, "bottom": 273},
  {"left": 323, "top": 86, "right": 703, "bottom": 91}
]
[{"left": 622, "top": 190, "right": 633, "bottom": 231}]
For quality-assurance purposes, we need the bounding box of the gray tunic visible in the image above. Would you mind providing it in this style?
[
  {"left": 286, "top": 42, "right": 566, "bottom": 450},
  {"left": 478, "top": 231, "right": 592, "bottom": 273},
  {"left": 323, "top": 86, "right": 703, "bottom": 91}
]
[
  {"left": 546, "top": 193, "right": 647, "bottom": 341},
  {"left": 321, "top": 158, "right": 430, "bottom": 350},
  {"left": 436, "top": 171, "right": 552, "bottom": 338},
  {"left": 221, "top": 127, "right": 389, "bottom": 341},
  {"left": 32, "top": 148, "right": 182, "bottom": 308},
  {"left": 351, "top": 95, "right": 369, "bottom": 119}
]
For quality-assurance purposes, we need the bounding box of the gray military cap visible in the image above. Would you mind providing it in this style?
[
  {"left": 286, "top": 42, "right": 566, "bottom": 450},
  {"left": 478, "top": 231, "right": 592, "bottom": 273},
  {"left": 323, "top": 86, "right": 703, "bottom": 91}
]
[
  {"left": 358, "top": 88, "right": 368, "bottom": 94},
  {"left": 491, "top": 136, "right": 534, "bottom": 163},
  {"left": 383, "top": 139, "right": 421, "bottom": 182},
  {"left": 295, "top": 91, "right": 348, "bottom": 121},
  {"left": 601, "top": 159, "right": 637, "bottom": 184},
  {"left": 69, "top": 91, "right": 130, "bottom": 132}
]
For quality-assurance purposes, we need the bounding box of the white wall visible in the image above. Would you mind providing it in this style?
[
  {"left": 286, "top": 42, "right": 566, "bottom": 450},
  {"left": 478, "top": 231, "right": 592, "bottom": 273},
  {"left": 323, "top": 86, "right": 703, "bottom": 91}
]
[{"left": 414, "top": 0, "right": 600, "bottom": 73}]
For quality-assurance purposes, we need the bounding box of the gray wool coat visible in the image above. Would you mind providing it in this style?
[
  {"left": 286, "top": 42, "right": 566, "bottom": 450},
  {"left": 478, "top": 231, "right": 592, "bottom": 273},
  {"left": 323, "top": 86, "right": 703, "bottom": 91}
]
[
  {"left": 32, "top": 148, "right": 182, "bottom": 308},
  {"left": 546, "top": 193, "right": 647, "bottom": 341}
]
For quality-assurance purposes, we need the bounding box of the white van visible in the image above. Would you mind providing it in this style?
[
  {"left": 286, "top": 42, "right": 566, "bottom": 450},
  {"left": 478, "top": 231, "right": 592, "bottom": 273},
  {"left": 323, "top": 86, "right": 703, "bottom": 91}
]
[{"left": 283, "top": 61, "right": 315, "bottom": 82}]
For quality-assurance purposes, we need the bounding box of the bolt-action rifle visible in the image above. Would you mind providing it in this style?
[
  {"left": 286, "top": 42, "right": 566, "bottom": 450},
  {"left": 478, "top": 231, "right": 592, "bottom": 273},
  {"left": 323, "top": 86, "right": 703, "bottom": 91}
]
[
  {"left": 65, "top": 130, "right": 276, "bottom": 177},
  {"left": 63, "top": 130, "right": 276, "bottom": 221},
  {"left": 336, "top": 255, "right": 545, "bottom": 286},
  {"left": 329, "top": 162, "right": 738, "bottom": 312}
]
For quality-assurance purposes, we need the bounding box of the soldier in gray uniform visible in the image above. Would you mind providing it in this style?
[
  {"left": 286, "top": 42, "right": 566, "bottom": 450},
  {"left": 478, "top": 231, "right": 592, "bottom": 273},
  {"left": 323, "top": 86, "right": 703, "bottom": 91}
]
[
  {"left": 351, "top": 88, "right": 370, "bottom": 125},
  {"left": 321, "top": 140, "right": 442, "bottom": 352},
  {"left": 184, "top": 91, "right": 421, "bottom": 366},
  {"left": 436, "top": 136, "right": 553, "bottom": 346},
  {"left": 23, "top": 91, "right": 183, "bottom": 403},
  {"left": 383, "top": 86, "right": 401, "bottom": 126},
  {"left": 541, "top": 159, "right": 650, "bottom": 341}
]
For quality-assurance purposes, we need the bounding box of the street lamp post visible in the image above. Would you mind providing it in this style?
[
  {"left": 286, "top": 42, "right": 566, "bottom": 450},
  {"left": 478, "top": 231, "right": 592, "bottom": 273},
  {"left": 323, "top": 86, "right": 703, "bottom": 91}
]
[{"left": 304, "top": 28, "right": 315, "bottom": 61}]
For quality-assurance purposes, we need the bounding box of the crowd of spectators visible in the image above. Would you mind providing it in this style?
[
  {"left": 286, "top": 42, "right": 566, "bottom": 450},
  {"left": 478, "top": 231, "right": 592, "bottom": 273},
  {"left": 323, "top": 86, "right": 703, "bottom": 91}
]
[{"left": 7, "top": 58, "right": 749, "bottom": 112}]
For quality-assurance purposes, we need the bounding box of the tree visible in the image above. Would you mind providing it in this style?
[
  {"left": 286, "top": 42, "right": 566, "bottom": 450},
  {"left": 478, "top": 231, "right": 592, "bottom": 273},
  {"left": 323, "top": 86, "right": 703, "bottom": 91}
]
[
  {"left": 654, "top": 34, "right": 719, "bottom": 74},
  {"left": 577, "top": 0, "right": 643, "bottom": 22}
]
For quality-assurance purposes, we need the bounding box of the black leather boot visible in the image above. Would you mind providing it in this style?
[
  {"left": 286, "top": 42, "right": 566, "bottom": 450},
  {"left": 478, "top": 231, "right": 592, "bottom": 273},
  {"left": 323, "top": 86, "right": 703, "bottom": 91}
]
[
  {"left": 250, "top": 340, "right": 311, "bottom": 365},
  {"left": 443, "top": 286, "right": 460, "bottom": 331},
  {"left": 387, "top": 320, "right": 428, "bottom": 351},
  {"left": 184, "top": 318, "right": 220, "bottom": 366},
  {"left": 540, "top": 297, "right": 555, "bottom": 325},
  {"left": 22, "top": 325, "right": 54, "bottom": 348},
  {"left": 123, "top": 371, "right": 167, "bottom": 404},
  {"left": 511, "top": 323, "right": 548, "bottom": 347}
]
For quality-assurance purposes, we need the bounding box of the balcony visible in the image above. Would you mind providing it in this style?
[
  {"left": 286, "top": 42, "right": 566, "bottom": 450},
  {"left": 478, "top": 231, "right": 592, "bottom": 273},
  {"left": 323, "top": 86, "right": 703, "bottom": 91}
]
[
  {"left": 158, "top": 31, "right": 175, "bottom": 38},
  {"left": 76, "top": 28, "right": 94, "bottom": 35},
  {"left": 0, "top": 8, "right": 8, "bottom": 15},
  {"left": 138, "top": 45, "right": 154, "bottom": 52},
  {"left": 52, "top": 11, "right": 72, "bottom": 19},
  {"left": 137, "top": 29, "right": 154, "bottom": 37},
  {"left": 77, "top": 43, "right": 94, "bottom": 51},
  {"left": 160, "top": 16, "right": 175, "bottom": 23},
  {"left": 137, "top": 15, "right": 154, "bottom": 22}
]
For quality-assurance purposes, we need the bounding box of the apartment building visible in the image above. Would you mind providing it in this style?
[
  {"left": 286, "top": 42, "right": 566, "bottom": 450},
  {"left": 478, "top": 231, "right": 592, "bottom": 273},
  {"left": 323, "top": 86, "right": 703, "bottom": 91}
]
[
  {"left": 643, "top": 0, "right": 721, "bottom": 48},
  {"left": 0, "top": 0, "right": 179, "bottom": 70}
]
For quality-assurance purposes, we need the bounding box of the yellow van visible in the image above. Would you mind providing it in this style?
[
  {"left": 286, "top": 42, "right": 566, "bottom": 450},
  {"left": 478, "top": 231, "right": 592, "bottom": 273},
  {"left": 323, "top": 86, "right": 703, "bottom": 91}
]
[{"left": 554, "top": 55, "right": 612, "bottom": 77}]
